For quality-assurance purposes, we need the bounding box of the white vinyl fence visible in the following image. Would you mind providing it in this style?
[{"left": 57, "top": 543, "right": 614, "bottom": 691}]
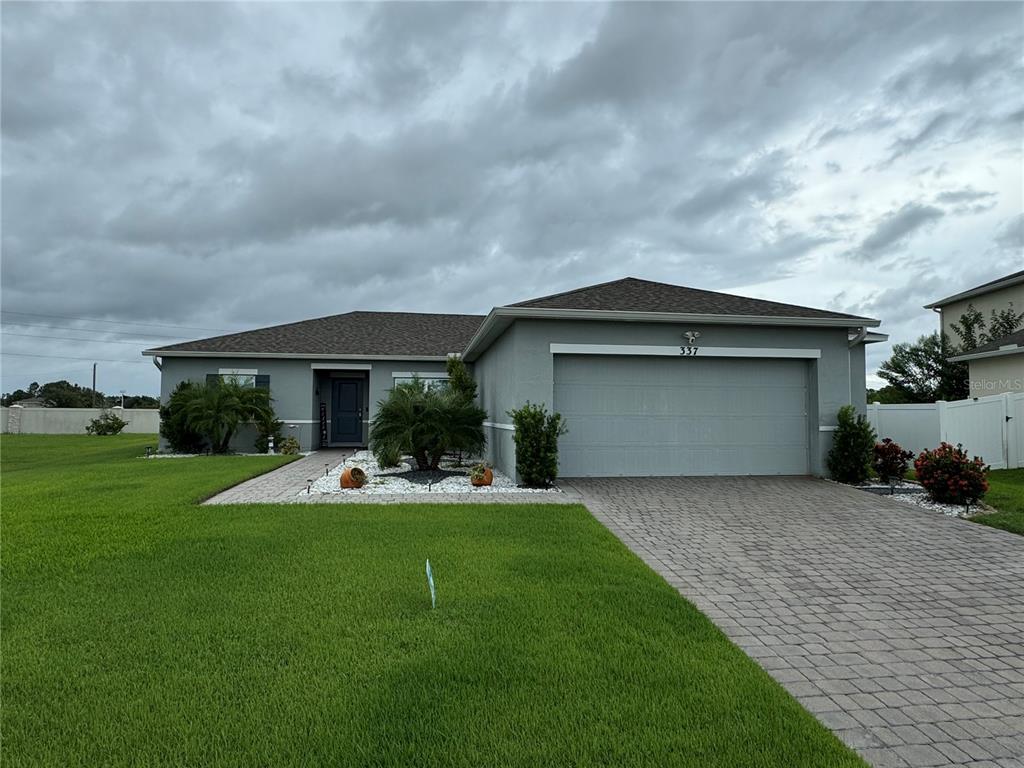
[
  {"left": 867, "top": 392, "right": 1024, "bottom": 470},
  {"left": 1, "top": 406, "right": 159, "bottom": 435}
]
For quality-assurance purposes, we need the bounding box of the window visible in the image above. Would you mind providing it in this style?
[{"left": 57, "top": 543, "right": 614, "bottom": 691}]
[
  {"left": 207, "top": 370, "right": 269, "bottom": 389},
  {"left": 393, "top": 373, "right": 449, "bottom": 391}
]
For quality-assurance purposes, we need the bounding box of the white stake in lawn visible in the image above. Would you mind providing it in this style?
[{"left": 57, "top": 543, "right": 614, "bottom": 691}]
[{"left": 426, "top": 559, "right": 436, "bottom": 609}]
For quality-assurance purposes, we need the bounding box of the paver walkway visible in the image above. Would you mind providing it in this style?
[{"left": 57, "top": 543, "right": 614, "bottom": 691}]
[
  {"left": 204, "top": 449, "right": 578, "bottom": 504},
  {"left": 565, "top": 476, "right": 1024, "bottom": 768},
  {"left": 204, "top": 449, "right": 355, "bottom": 503}
]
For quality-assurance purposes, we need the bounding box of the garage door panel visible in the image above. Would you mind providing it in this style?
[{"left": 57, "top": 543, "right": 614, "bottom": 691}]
[
  {"left": 568, "top": 414, "right": 807, "bottom": 446},
  {"left": 554, "top": 355, "right": 809, "bottom": 477},
  {"left": 565, "top": 386, "right": 807, "bottom": 417}
]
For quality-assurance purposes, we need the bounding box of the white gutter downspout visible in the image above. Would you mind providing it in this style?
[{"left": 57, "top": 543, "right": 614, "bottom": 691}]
[
  {"left": 847, "top": 327, "right": 867, "bottom": 407},
  {"left": 151, "top": 356, "right": 163, "bottom": 372}
]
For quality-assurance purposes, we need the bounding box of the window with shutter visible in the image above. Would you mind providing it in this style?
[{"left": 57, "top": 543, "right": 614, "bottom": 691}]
[{"left": 206, "top": 371, "right": 262, "bottom": 388}]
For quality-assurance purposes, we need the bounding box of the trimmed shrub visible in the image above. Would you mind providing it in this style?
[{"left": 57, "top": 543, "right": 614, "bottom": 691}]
[
  {"left": 160, "top": 381, "right": 206, "bottom": 453},
  {"left": 914, "top": 443, "right": 989, "bottom": 506},
  {"left": 872, "top": 438, "right": 914, "bottom": 490},
  {"left": 508, "top": 402, "right": 567, "bottom": 488},
  {"left": 279, "top": 437, "right": 301, "bottom": 455},
  {"left": 827, "top": 405, "right": 876, "bottom": 484},
  {"left": 370, "top": 379, "right": 486, "bottom": 471},
  {"left": 86, "top": 410, "right": 128, "bottom": 436}
]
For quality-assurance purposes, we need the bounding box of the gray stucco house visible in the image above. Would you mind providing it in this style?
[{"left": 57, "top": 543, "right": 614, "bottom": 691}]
[{"left": 144, "top": 277, "right": 884, "bottom": 478}]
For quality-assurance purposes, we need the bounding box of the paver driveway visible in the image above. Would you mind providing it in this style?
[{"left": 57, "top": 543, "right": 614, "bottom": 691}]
[{"left": 567, "top": 476, "right": 1024, "bottom": 768}]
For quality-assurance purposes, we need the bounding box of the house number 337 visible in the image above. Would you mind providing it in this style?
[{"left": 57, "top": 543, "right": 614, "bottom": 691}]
[{"left": 680, "top": 346, "right": 699, "bottom": 356}]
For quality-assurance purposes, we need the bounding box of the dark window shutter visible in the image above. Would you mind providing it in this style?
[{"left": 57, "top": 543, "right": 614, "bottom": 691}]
[
  {"left": 255, "top": 374, "right": 270, "bottom": 390},
  {"left": 206, "top": 374, "right": 219, "bottom": 385}
]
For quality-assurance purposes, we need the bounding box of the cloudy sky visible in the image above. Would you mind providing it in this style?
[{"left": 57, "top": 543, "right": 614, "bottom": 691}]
[{"left": 2, "top": 2, "right": 1021, "bottom": 396}]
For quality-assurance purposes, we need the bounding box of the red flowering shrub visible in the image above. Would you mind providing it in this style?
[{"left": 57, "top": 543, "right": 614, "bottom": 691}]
[
  {"left": 914, "top": 443, "right": 989, "bottom": 505},
  {"left": 872, "top": 438, "right": 914, "bottom": 486}
]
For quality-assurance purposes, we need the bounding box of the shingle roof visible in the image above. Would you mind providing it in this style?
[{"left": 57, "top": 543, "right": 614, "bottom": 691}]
[
  {"left": 147, "top": 311, "right": 485, "bottom": 357},
  {"left": 925, "top": 270, "right": 1024, "bottom": 309},
  {"left": 149, "top": 277, "right": 875, "bottom": 358},
  {"left": 955, "top": 328, "right": 1024, "bottom": 358},
  {"left": 508, "top": 277, "right": 872, "bottom": 321}
]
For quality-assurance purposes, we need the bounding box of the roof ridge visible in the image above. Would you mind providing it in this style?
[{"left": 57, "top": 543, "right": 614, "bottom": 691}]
[
  {"left": 506, "top": 276, "right": 641, "bottom": 307},
  {"left": 510, "top": 276, "right": 867, "bottom": 319},
  {"left": 348, "top": 309, "right": 487, "bottom": 318}
]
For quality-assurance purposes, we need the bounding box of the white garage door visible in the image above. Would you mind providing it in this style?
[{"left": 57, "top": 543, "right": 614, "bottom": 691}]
[{"left": 554, "top": 355, "right": 809, "bottom": 477}]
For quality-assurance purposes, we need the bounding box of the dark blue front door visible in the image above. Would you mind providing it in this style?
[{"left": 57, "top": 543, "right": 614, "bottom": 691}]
[{"left": 331, "top": 379, "right": 363, "bottom": 444}]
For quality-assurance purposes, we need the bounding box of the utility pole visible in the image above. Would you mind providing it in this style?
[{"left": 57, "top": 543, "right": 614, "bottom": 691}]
[{"left": 92, "top": 363, "right": 97, "bottom": 407}]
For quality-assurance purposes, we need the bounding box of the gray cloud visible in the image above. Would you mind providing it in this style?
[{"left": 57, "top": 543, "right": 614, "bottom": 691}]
[
  {"left": 881, "top": 112, "right": 957, "bottom": 167},
  {"left": 934, "top": 188, "right": 996, "bottom": 205},
  {"left": 1, "top": 2, "right": 1021, "bottom": 394},
  {"left": 673, "top": 150, "right": 799, "bottom": 222},
  {"left": 886, "top": 37, "right": 1021, "bottom": 100},
  {"left": 995, "top": 214, "right": 1024, "bottom": 253},
  {"left": 850, "top": 203, "right": 945, "bottom": 261}
]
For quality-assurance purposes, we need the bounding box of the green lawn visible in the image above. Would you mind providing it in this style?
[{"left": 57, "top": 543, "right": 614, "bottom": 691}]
[
  {"left": 2, "top": 435, "right": 863, "bottom": 767},
  {"left": 974, "top": 468, "right": 1024, "bottom": 536}
]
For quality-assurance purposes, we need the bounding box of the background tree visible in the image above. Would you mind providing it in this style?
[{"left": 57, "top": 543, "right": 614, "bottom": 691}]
[
  {"left": 865, "top": 385, "right": 912, "bottom": 404},
  {"left": 1, "top": 382, "right": 39, "bottom": 406},
  {"left": 950, "top": 301, "right": 1024, "bottom": 350},
  {"left": 950, "top": 304, "right": 985, "bottom": 351},
  {"left": 987, "top": 303, "right": 1024, "bottom": 341},
  {"left": 2, "top": 380, "right": 159, "bottom": 408},
  {"left": 877, "top": 333, "right": 968, "bottom": 403},
  {"left": 38, "top": 380, "right": 103, "bottom": 408}
]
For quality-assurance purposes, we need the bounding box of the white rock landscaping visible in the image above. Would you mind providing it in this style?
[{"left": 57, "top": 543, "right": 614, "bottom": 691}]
[
  {"left": 858, "top": 480, "right": 988, "bottom": 518},
  {"left": 306, "top": 450, "right": 561, "bottom": 496},
  {"left": 884, "top": 490, "right": 988, "bottom": 518}
]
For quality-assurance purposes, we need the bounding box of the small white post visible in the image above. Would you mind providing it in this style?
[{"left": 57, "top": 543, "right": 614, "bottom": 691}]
[
  {"left": 936, "top": 400, "right": 948, "bottom": 445},
  {"left": 1002, "top": 392, "right": 1014, "bottom": 470}
]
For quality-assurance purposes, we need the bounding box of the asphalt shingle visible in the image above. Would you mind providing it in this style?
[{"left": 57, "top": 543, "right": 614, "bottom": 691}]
[
  {"left": 508, "top": 276, "right": 873, "bottom": 320},
  {"left": 147, "top": 311, "right": 484, "bottom": 357}
]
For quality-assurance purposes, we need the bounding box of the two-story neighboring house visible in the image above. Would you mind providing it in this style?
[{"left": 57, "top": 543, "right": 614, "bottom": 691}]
[{"left": 925, "top": 270, "right": 1024, "bottom": 396}]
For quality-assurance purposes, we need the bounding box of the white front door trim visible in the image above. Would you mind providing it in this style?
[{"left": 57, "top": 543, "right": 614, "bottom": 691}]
[{"left": 549, "top": 343, "right": 822, "bottom": 359}]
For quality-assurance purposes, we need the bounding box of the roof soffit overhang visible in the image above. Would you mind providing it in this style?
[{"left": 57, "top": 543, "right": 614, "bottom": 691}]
[
  {"left": 461, "top": 307, "right": 881, "bottom": 362},
  {"left": 924, "top": 272, "right": 1024, "bottom": 309}
]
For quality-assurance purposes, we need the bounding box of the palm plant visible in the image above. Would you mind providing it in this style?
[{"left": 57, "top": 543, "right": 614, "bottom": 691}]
[
  {"left": 370, "top": 379, "right": 486, "bottom": 470},
  {"left": 181, "top": 378, "right": 274, "bottom": 454}
]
